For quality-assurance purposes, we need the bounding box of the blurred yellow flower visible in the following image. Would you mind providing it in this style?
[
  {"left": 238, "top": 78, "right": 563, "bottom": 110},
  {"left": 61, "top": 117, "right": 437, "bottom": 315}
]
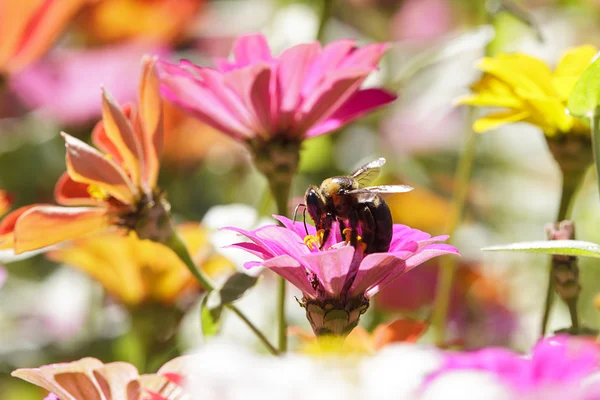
[
  {"left": 76, "top": 0, "right": 204, "bottom": 44},
  {"left": 0, "top": 0, "right": 93, "bottom": 74},
  {"left": 291, "top": 319, "right": 426, "bottom": 356},
  {"left": 47, "top": 223, "right": 234, "bottom": 306},
  {"left": 457, "top": 45, "right": 598, "bottom": 136}
]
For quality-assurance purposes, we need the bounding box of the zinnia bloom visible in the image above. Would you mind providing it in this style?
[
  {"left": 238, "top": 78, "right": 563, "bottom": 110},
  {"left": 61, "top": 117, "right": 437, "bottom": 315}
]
[
  {"left": 0, "top": 56, "right": 166, "bottom": 254},
  {"left": 427, "top": 335, "right": 600, "bottom": 398},
  {"left": 159, "top": 34, "right": 396, "bottom": 188},
  {"left": 225, "top": 216, "right": 457, "bottom": 336},
  {"left": 0, "top": 0, "right": 93, "bottom": 74},
  {"left": 47, "top": 224, "right": 234, "bottom": 306},
  {"left": 457, "top": 45, "right": 597, "bottom": 136},
  {"left": 12, "top": 356, "right": 190, "bottom": 400}
]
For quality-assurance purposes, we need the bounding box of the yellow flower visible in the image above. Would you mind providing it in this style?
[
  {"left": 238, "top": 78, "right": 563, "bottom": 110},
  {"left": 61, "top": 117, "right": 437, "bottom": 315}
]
[
  {"left": 47, "top": 223, "right": 234, "bottom": 306},
  {"left": 457, "top": 45, "right": 598, "bottom": 136}
]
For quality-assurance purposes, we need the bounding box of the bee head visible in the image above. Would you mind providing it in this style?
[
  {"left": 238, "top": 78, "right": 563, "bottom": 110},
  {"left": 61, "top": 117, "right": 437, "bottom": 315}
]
[{"left": 305, "top": 185, "right": 327, "bottom": 225}]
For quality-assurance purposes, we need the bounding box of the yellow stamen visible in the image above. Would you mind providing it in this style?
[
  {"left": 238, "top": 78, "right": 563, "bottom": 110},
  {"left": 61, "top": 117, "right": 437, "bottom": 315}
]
[
  {"left": 87, "top": 184, "right": 109, "bottom": 201},
  {"left": 304, "top": 235, "right": 319, "bottom": 250}
]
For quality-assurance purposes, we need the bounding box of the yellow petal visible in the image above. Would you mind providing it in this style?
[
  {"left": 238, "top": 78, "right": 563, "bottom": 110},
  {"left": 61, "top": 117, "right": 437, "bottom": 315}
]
[
  {"left": 456, "top": 74, "right": 522, "bottom": 109},
  {"left": 62, "top": 132, "right": 138, "bottom": 205},
  {"left": 553, "top": 45, "right": 598, "bottom": 100},
  {"left": 14, "top": 206, "right": 112, "bottom": 254},
  {"left": 46, "top": 231, "right": 146, "bottom": 305},
  {"left": 473, "top": 110, "right": 530, "bottom": 133},
  {"left": 138, "top": 56, "right": 163, "bottom": 190},
  {"left": 101, "top": 88, "right": 144, "bottom": 187},
  {"left": 478, "top": 54, "right": 555, "bottom": 97},
  {"left": 516, "top": 89, "right": 573, "bottom": 133}
]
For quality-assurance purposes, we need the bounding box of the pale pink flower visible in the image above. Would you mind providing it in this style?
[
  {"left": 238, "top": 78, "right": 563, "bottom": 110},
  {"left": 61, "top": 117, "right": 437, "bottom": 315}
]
[
  {"left": 158, "top": 34, "right": 396, "bottom": 142},
  {"left": 9, "top": 42, "right": 168, "bottom": 126},
  {"left": 224, "top": 216, "right": 457, "bottom": 336}
]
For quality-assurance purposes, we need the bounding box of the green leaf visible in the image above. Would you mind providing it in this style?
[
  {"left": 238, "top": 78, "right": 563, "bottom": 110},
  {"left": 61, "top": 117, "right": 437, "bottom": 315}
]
[
  {"left": 219, "top": 273, "right": 260, "bottom": 304},
  {"left": 201, "top": 293, "right": 222, "bottom": 337},
  {"left": 567, "top": 52, "right": 600, "bottom": 118},
  {"left": 482, "top": 240, "right": 600, "bottom": 258}
]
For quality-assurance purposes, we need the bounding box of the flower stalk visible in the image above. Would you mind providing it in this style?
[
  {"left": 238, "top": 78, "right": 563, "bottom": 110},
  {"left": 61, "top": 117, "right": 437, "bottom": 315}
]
[
  {"left": 431, "top": 109, "right": 478, "bottom": 346},
  {"left": 164, "top": 231, "right": 279, "bottom": 355},
  {"left": 251, "top": 138, "right": 301, "bottom": 353}
]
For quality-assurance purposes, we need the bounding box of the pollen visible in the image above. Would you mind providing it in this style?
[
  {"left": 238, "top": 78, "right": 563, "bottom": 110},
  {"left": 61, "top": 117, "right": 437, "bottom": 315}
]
[
  {"left": 87, "top": 184, "right": 109, "bottom": 201},
  {"left": 304, "top": 235, "right": 320, "bottom": 250}
]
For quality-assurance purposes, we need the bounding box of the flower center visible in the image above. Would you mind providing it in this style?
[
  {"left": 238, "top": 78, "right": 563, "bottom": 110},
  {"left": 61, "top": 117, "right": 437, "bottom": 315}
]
[{"left": 87, "top": 184, "right": 109, "bottom": 201}]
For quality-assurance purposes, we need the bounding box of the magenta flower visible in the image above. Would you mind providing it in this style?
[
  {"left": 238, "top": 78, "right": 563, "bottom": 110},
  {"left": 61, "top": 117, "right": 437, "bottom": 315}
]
[
  {"left": 224, "top": 216, "right": 458, "bottom": 336},
  {"left": 159, "top": 34, "right": 396, "bottom": 142},
  {"left": 428, "top": 335, "right": 600, "bottom": 396},
  {"left": 158, "top": 34, "right": 397, "bottom": 192}
]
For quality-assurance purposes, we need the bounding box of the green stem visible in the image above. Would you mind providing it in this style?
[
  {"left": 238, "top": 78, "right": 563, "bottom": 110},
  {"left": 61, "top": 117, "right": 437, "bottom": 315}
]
[
  {"left": 430, "top": 109, "right": 478, "bottom": 346},
  {"left": 164, "top": 231, "right": 279, "bottom": 355},
  {"left": 316, "top": 0, "right": 333, "bottom": 41},
  {"left": 591, "top": 112, "right": 600, "bottom": 200},
  {"left": 270, "top": 181, "right": 291, "bottom": 353}
]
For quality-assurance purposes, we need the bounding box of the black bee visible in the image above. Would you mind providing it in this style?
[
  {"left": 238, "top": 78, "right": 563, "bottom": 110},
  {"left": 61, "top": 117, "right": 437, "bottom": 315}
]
[{"left": 298, "top": 158, "right": 413, "bottom": 254}]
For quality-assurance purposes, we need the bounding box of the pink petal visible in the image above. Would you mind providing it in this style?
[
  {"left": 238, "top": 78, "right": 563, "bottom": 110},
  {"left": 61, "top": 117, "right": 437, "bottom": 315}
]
[
  {"left": 223, "top": 63, "right": 273, "bottom": 135},
  {"left": 405, "top": 244, "right": 459, "bottom": 272},
  {"left": 232, "top": 34, "right": 273, "bottom": 66},
  {"left": 158, "top": 63, "right": 254, "bottom": 140},
  {"left": 349, "top": 253, "right": 406, "bottom": 298},
  {"left": 306, "top": 88, "right": 397, "bottom": 137},
  {"left": 301, "top": 40, "right": 355, "bottom": 97},
  {"left": 262, "top": 254, "right": 316, "bottom": 296},
  {"left": 273, "top": 215, "right": 316, "bottom": 238},
  {"left": 300, "top": 245, "right": 355, "bottom": 297},
  {"left": 276, "top": 42, "right": 320, "bottom": 131},
  {"left": 295, "top": 68, "right": 370, "bottom": 134},
  {"left": 225, "top": 241, "right": 272, "bottom": 260},
  {"left": 339, "top": 43, "right": 389, "bottom": 69}
]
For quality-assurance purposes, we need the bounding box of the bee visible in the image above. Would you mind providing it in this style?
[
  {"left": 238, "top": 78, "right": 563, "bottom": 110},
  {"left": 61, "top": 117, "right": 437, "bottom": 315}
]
[{"left": 297, "top": 158, "right": 413, "bottom": 254}]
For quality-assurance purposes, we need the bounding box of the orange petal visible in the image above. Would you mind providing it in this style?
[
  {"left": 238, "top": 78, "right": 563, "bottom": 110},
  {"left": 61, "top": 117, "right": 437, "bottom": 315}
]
[
  {"left": 0, "top": 205, "right": 43, "bottom": 250},
  {"left": 91, "top": 119, "right": 124, "bottom": 165},
  {"left": 0, "top": 190, "right": 14, "bottom": 217},
  {"left": 14, "top": 205, "right": 112, "bottom": 254},
  {"left": 93, "top": 362, "right": 141, "bottom": 400},
  {"left": 0, "top": 0, "right": 93, "bottom": 73},
  {"left": 372, "top": 319, "right": 427, "bottom": 348},
  {"left": 101, "top": 88, "right": 144, "bottom": 186},
  {"left": 62, "top": 132, "right": 138, "bottom": 205},
  {"left": 54, "top": 172, "right": 103, "bottom": 206},
  {"left": 11, "top": 357, "right": 106, "bottom": 400},
  {"left": 138, "top": 56, "right": 163, "bottom": 190}
]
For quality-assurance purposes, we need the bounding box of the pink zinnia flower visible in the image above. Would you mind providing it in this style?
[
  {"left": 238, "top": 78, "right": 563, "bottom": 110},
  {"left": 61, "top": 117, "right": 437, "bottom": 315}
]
[
  {"left": 158, "top": 34, "right": 397, "bottom": 187},
  {"left": 224, "top": 216, "right": 458, "bottom": 336},
  {"left": 428, "top": 335, "right": 600, "bottom": 397}
]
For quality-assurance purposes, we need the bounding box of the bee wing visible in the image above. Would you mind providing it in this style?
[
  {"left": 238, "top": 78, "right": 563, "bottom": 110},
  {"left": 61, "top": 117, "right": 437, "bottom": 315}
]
[
  {"left": 347, "top": 185, "right": 413, "bottom": 202},
  {"left": 348, "top": 158, "right": 387, "bottom": 187}
]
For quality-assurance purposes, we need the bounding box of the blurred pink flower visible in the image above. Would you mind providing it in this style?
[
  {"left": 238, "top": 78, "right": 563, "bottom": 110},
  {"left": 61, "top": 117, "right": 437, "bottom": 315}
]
[
  {"left": 225, "top": 216, "right": 457, "bottom": 335},
  {"left": 429, "top": 335, "right": 600, "bottom": 395},
  {"left": 391, "top": 0, "right": 454, "bottom": 42},
  {"left": 159, "top": 34, "right": 396, "bottom": 141},
  {"left": 9, "top": 42, "right": 168, "bottom": 126}
]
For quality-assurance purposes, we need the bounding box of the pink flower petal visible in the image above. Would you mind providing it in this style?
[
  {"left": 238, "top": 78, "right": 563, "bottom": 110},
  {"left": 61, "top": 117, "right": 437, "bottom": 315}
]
[
  {"left": 301, "top": 40, "right": 355, "bottom": 97},
  {"left": 306, "top": 88, "right": 397, "bottom": 137},
  {"left": 405, "top": 244, "right": 459, "bottom": 272},
  {"left": 273, "top": 215, "right": 316, "bottom": 238},
  {"left": 232, "top": 34, "right": 273, "bottom": 67},
  {"left": 276, "top": 42, "right": 320, "bottom": 131},
  {"left": 295, "top": 68, "right": 370, "bottom": 134},
  {"left": 262, "top": 254, "right": 316, "bottom": 296},
  {"left": 349, "top": 252, "right": 406, "bottom": 298},
  {"left": 300, "top": 245, "right": 355, "bottom": 297},
  {"left": 339, "top": 43, "right": 389, "bottom": 69}
]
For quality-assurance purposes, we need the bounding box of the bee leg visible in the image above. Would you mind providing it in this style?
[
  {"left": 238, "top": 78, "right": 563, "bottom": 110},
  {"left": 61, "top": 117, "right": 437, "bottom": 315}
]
[
  {"left": 356, "top": 205, "right": 376, "bottom": 254},
  {"left": 318, "top": 214, "right": 333, "bottom": 249}
]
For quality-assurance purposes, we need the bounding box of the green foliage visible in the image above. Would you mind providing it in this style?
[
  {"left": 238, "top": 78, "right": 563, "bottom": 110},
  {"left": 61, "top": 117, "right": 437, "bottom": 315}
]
[
  {"left": 482, "top": 240, "right": 600, "bottom": 258},
  {"left": 568, "top": 52, "right": 600, "bottom": 118}
]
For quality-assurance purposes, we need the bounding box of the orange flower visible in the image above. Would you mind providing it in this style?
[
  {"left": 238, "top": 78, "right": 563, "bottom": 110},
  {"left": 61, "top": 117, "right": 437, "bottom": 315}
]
[
  {"left": 12, "top": 356, "right": 190, "bottom": 400},
  {"left": 0, "top": 56, "right": 166, "bottom": 254},
  {"left": 76, "top": 0, "right": 204, "bottom": 44},
  {"left": 47, "top": 224, "right": 234, "bottom": 305},
  {"left": 0, "top": 0, "right": 94, "bottom": 74},
  {"left": 291, "top": 319, "right": 427, "bottom": 355},
  {"left": 0, "top": 190, "right": 13, "bottom": 217}
]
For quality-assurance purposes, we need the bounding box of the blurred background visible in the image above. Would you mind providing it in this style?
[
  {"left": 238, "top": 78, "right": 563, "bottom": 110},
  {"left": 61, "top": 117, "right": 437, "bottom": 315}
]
[{"left": 2, "top": 0, "right": 600, "bottom": 398}]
